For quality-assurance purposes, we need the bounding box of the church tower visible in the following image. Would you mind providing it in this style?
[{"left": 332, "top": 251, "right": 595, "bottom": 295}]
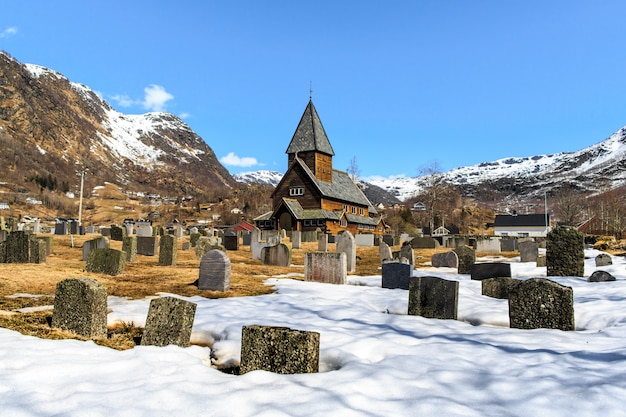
[{"left": 285, "top": 99, "right": 335, "bottom": 182}]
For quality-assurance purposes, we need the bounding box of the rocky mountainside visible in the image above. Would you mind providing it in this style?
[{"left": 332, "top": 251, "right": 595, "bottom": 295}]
[{"left": 0, "top": 52, "right": 236, "bottom": 197}]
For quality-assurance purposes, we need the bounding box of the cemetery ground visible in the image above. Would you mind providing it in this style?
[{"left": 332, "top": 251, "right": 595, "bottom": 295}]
[{"left": 0, "top": 234, "right": 462, "bottom": 349}]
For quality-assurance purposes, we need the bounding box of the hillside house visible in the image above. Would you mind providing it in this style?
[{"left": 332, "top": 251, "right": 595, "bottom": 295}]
[
  {"left": 255, "top": 99, "right": 386, "bottom": 236},
  {"left": 493, "top": 213, "right": 551, "bottom": 237}
]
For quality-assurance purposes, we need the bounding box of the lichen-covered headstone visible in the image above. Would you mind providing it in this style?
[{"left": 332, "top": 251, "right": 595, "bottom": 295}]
[
  {"left": 195, "top": 236, "right": 221, "bottom": 260},
  {"left": 3, "top": 231, "right": 30, "bottom": 263},
  {"left": 410, "top": 236, "right": 439, "bottom": 249},
  {"left": 431, "top": 251, "right": 458, "bottom": 268},
  {"left": 336, "top": 231, "right": 356, "bottom": 273},
  {"left": 239, "top": 325, "right": 320, "bottom": 374},
  {"left": 198, "top": 249, "right": 231, "bottom": 291},
  {"left": 595, "top": 253, "right": 612, "bottom": 267},
  {"left": 141, "top": 296, "right": 197, "bottom": 347},
  {"left": 122, "top": 236, "right": 137, "bottom": 262},
  {"left": 85, "top": 248, "right": 126, "bottom": 276},
  {"left": 28, "top": 238, "right": 47, "bottom": 264},
  {"left": 546, "top": 227, "right": 584, "bottom": 277},
  {"left": 408, "top": 276, "right": 459, "bottom": 319},
  {"left": 382, "top": 260, "right": 412, "bottom": 290},
  {"left": 519, "top": 240, "right": 539, "bottom": 263},
  {"left": 260, "top": 243, "right": 292, "bottom": 266},
  {"left": 137, "top": 236, "right": 159, "bottom": 256},
  {"left": 51, "top": 277, "right": 107, "bottom": 338},
  {"left": 588, "top": 270, "right": 616, "bottom": 282},
  {"left": 36, "top": 235, "right": 54, "bottom": 255},
  {"left": 508, "top": 278, "right": 575, "bottom": 331},
  {"left": 304, "top": 252, "right": 347, "bottom": 284},
  {"left": 454, "top": 245, "right": 475, "bottom": 274},
  {"left": 470, "top": 262, "right": 511, "bottom": 281},
  {"left": 158, "top": 234, "right": 177, "bottom": 266},
  {"left": 190, "top": 232, "right": 201, "bottom": 247},
  {"left": 110, "top": 224, "right": 125, "bottom": 241},
  {"left": 482, "top": 277, "right": 522, "bottom": 299}
]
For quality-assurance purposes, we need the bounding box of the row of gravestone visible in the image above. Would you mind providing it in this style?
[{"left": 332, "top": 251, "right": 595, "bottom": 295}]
[
  {"left": 0, "top": 231, "right": 52, "bottom": 264},
  {"left": 51, "top": 277, "right": 319, "bottom": 374}
]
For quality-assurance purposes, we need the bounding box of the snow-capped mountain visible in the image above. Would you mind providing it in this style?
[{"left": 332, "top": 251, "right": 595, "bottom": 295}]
[
  {"left": 233, "top": 170, "right": 283, "bottom": 187},
  {"left": 0, "top": 52, "right": 236, "bottom": 195}
]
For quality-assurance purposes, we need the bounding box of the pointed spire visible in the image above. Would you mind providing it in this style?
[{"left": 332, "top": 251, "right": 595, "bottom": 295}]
[{"left": 285, "top": 100, "right": 335, "bottom": 156}]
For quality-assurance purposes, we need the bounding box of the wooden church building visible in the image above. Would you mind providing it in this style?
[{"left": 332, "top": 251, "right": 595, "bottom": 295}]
[{"left": 255, "top": 99, "right": 386, "bottom": 237}]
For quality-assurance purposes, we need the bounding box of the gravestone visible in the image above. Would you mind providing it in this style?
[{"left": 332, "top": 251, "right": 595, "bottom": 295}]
[
  {"left": 101, "top": 227, "right": 111, "bottom": 237},
  {"left": 408, "top": 276, "right": 459, "bottom": 320},
  {"left": 173, "top": 225, "right": 184, "bottom": 239},
  {"left": 379, "top": 241, "right": 393, "bottom": 262},
  {"left": 304, "top": 252, "right": 347, "bottom": 284},
  {"left": 2, "top": 231, "right": 32, "bottom": 263},
  {"left": 536, "top": 255, "right": 547, "bottom": 267},
  {"left": 137, "top": 236, "right": 159, "bottom": 256},
  {"left": 381, "top": 260, "right": 412, "bottom": 289},
  {"left": 291, "top": 230, "right": 301, "bottom": 249},
  {"left": 124, "top": 223, "right": 134, "bottom": 236},
  {"left": 85, "top": 248, "right": 126, "bottom": 276},
  {"left": 500, "top": 238, "right": 518, "bottom": 252},
  {"left": 36, "top": 235, "right": 54, "bottom": 255},
  {"left": 508, "top": 278, "right": 575, "bottom": 330},
  {"left": 410, "top": 236, "right": 439, "bottom": 249},
  {"left": 182, "top": 242, "right": 190, "bottom": 251},
  {"left": 51, "top": 277, "right": 107, "bottom": 338},
  {"left": 595, "top": 253, "right": 612, "bottom": 267},
  {"left": 519, "top": 240, "right": 539, "bottom": 263},
  {"left": 69, "top": 220, "right": 79, "bottom": 235},
  {"left": 54, "top": 221, "right": 68, "bottom": 235},
  {"left": 588, "top": 271, "right": 616, "bottom": 282},
  {"left": 82, "top": 236, "right": 110, "bottom": 261},
  {"left": 399, "top": 242, "right": 414, "bottom": 269},
  {"left": 136, "top": 224, "right": 153, "bottom": 237},
  {"left": 32, "top": 219, "right": 41, "bottom": 233},
  {"left": 470, "top": 262, "right": 511, "bottom": 281},
  {"left": 354, "top": 234, "right": 374, "bottom": 247},
  {"left": 431, "top": 251, "right": 458, "bottom": 268},
  {"left": 317, "top": 232, "right": 328, "bottom": 252},
  {"left": 336, "top": 231, "right": 356, "bottom": 273},
  {"left": 29, "top": 238, "right": 47, "bottom": 264},
  {"left": 223, "top": 231, "right": 238, "bottom": 250},
  {"left": 476, "top": 238, "right": 501, "bottom": 254},
  {"left": 110, "top": 225, "right": 125, "bottom": 241},
  {"left": 198, "top": 249, "right": 231, "bottom": 291},
  {"left": 122, "top": 236, "right": 137, "bottom": 262},
  {"left": 141, "top": 296, "right": 197, "bottom": 347},
  {"left": 190, "top": 232, "right": 201, "bottom": 247},
  {"left": 158, "top": 235, "right": 177, "bottom": 266},
  {"left": 85, "top": 225, "right": 96, "bottom": 234},
  {"left": 481, "top": 277, "right": 522, "bottom": 299},
  {"left": 546, "top": 227, "right": 584, "bottom": 277},
  {"left": 260, "top": 243, "right": 292, "bottom": 266},
  {"left": 454, "top": 245, "right": 475, "bottom": 274},
  {"left": 242, "top": 233, "right": 252, "bottom": 246},
  {"left": 195, "top": 236, "right": 221, "bottom": 260},
  {"left": 239, "top": 325, "right": 320, "bottom": 374}
]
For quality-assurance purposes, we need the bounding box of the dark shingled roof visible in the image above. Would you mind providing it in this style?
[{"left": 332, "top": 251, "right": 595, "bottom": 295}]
[
  {"left": 494, "top": 214, "right": 550, "bottom": 227},
  {"left": 285, "top": 100, "right": 335, "bottom": 156}
]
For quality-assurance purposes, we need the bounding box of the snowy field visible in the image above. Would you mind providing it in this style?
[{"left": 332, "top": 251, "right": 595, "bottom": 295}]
[{"left": 2, "top": 249, "right": 626, "bottom": 416}]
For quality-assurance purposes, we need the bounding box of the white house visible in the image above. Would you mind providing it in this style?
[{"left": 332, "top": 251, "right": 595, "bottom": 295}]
[{"left": 493, "top": 213, "right": 551, "bottom": 237}]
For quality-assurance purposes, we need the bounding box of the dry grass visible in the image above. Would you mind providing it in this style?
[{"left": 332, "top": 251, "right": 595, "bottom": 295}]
[{"left": 0, "top": 234, "right": 479, "bottom": 349}]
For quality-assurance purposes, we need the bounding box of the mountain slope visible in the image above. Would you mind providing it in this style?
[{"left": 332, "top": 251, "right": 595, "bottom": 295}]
[{"left": 0, "top": 52, "right": 235, "bottom": 196}]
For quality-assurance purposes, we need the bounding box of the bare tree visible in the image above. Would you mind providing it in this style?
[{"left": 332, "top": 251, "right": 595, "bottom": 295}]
[
  {"left": 416, "top": 160, "right": 458, "bottom": 233},
  {"left": 551, "top": 187, "right": 588, "bottom": 226},
  {"left": 347, "top": 156, "right": 360, "bottom": 182}
]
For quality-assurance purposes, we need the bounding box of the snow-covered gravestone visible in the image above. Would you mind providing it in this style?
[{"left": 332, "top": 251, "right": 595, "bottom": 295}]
[
  {"left": 51, "top": 277, "right": 107, "bottom": 338},
  {"left": 508, "top": 278, "right": 574, "bottom": 331},
  {"left": 141, "top": 296, "right": 197, "bottom": 347},
  {"left": 239, "top": 325, "right": 320, "bottom": 374},
  {"left": 198, "top": 249, "right": 231, "bottom": 291},
  {"left": 408, "top": 276, "right": 458, "bottom": 320},
  {"left": 336, "top": 231, "right": 356, "bottom": 273}
]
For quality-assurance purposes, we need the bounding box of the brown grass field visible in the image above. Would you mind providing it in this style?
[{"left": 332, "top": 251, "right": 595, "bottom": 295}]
[{"left": 0, "top": 233, "right": 509, "bottom": 349}]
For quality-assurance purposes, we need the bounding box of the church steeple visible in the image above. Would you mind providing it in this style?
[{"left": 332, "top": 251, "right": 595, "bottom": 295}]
[{"left": 286, "top": 99, "right": 334, "bottom": 182}]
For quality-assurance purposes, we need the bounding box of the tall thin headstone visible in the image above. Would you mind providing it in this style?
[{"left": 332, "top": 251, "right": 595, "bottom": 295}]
[
  {"left": 336, "top": 231, "right": 356, "bottom": 273},
  {"left": 454, "top": 245, "right": 475, "bottom": 274},
  {"left": 291, "top": 230, "right": 302, "bottom": 250},
  {"left": 546, "top": 227, "right": 584, "bottom": 277},
  {"left": 158, "top": 234, "right": 177, "bottom": 266}
]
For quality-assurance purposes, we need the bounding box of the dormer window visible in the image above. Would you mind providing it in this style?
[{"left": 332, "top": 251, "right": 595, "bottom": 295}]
[{"left": 290, "top": 187, "right": 304, "bottom": 196}]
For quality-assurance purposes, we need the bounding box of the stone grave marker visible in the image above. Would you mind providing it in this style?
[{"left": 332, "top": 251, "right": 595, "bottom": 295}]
[
  {"left": 223, "top": 231, "right": 238, "bottom": 250},
  {"left": 317, "top": 232, "right": 328, "bottom": 252},
  {"left": 239, "top": 325, "right": 320, "bottom": 374},
  {"left": 195, "top": 236, "right": 221, "bottom": 260},
  {"left": 110, "top": 225, "right": 125, "bottom": 241},
  {"left": 408, "top": 276, "right": 459, "bottom": 320},
  {"left": 82, "top": 237, "right": 110, "bottom": 261},
  {"left": 51, "top": 277, "right": 107, "bottom": 338},
  {"left": 124, "top": 223, "right": 134, "bottom": 236},
  {"left": 304, "top": 252, "right": 347, "bottom": 284},
  {"left": 546, "top": 227, "right": 584, "bottom": 277},
  {"left": 190, "top": 232, "right": 201, "bottom": 247},
  {"left": 137, "top": 236, "right": 159, "bottom": 256},
  {"left": 29, "top": 238, "right": 47, "bottom": 264},
  {"left": 141, "top": 296, "right": 197, "bottom": 347},
  {"left": 158, "top": 234, "right": 177, "bottom": 266},
  {"left": 136, "top": 223, "right": 153, "bottom": 237},
  {"left": 379, "top": 241, "right": 393, "bottom": 263},
  {"left": 454, "top": 245, "right": 475, "bottom": 274},
  {"left": 291, "top": 230, "right": 301, "bottom": 249},
  {"left": 336, "top": 231, "right": 356, "bottom": 273},
  {"left": 410, "top": 236, "right": 439, "bottom": 249},
  {"left": 260, "top": 243, "right": 292, "bottom": 267},
  {"left": 381, "top": 260, "right": 412, "bottom": 290},
  {"left": 36, "top": 235, "right": 54, "bottom": 255},
  {"left": 475, "top": 238, "right": 501, "bottom": 254},
  {"left": 1, "top": 231, "right": 42, "bottom": 264},
  {"left": 431, "top": 251, "right": 458, "bottom": 268},
  {"left": 588, "top": 271, "right": 616, "bottom": 282},
  {"left": 399, "top": 242, "right": 414, "bottom": 269},
  {"left": 536, "top": 254, "right": 547, "bottom": 267},
  {"left": 470, "top": 262, "right": 511, "bottom": 281},
  {"left": 85, "top": 248, "right": 126, "bottom": 276},
  {"left": 54, "top": 221, "right": 68, "bottom": 235},
  {"left": 122, "top": 236, "right": 137, "bottom": 262},
  {"left": 508, "top": 278, "right": 575, "bottom": 331},
  {"left": 481, "top": 277, "right": 522, "bottom": 299},
  {"left": 595, "top": 253, "right": 612, "bottom": 267},
  {"left": 519, "top": 240, "right": 539, "bottom": 263},
  {"left": 500, "top": 238, "right": 518, "bottom": 252},
  {"left": 198, "top": 249, "right": 231, "bottom": 291}
]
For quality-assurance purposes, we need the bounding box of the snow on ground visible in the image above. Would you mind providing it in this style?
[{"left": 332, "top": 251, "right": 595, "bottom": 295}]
[{"left": 2, "top": 249, "right": 626, "bottom": 416}]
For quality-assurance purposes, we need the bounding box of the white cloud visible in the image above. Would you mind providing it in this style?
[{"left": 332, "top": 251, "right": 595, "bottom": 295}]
[
  {"left": 110, "top": 94, "right": 135, "bottom": 108},
  {"left": 0, "top": 27, "right": 17, "bottom": 39},
  {"left": 178, "top": 112, "right": 190, "bottom": 119},
  {"left": 142, "top": 84, "right": 173, "bottom": 112},
  {"left": 220, "top": 152, "right": 259, "bottom": 167}
]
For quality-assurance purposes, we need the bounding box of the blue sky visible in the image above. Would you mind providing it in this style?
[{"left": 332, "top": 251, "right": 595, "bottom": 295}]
[{"left": 2, "top": 1, "right": 626, "bottom": 180}]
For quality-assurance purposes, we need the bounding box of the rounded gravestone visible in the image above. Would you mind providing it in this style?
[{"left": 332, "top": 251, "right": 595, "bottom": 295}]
[
  {"left": 198, "top": 249, "right": 231, "bottom": 291},
  {"left": 588, "top": 270, "right": 616, "bottom": 282}
]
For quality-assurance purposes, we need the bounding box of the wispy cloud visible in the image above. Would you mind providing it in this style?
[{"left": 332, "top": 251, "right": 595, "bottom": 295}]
[
  {"left": 220, "top": 152, "right": 260, "bottom": 167},
  {"left": 110, "top": 94, "right": 135, "bottom": 108},
  {"left": 0, "top": 27, "right": 17, "bottom": 39},
  {"left": 142, "top": 84, "right": 173, "bottom": 112},
  {"left": 178, "top": 112, "right": 190, "bottom": 119}
]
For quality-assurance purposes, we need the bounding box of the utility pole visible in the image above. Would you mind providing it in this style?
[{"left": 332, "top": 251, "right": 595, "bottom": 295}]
[{"left": 78, "top": 168, "right": 87, "bottom": 226}]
